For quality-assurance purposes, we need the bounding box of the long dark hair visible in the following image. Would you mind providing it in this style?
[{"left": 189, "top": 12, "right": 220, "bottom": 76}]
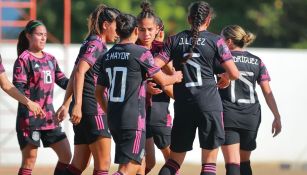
[
  {"left": 183, "top": 1, "right": 214, "bottom": 63},
  {"left": 87, "top": 4, "right": 121, "bottom": 37},
  {"left": 17, "top": 20, "right": 44, "bottom": 56}
]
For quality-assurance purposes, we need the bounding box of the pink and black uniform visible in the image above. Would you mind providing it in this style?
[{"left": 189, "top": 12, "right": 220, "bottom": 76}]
[
  {"left": 218, "top": 50, "right": 271, "bottom": 151},
  {"left": 13, "top": 50, "right": 68, "bottom": 149},
  {"left": 0, "top": 54, "right": 5, "bottom": 73},
  {"left": 69, "top": 34, "right": 111, "bottom": 145},
  {"left": 146, "top": 40, "right": 172, "bottom": 149},
  {"left": 98, "top": 43, "right": 160, "bottom": 164},
  {"left": 158, "top": 30, "right": 232, "bottom": 152}
]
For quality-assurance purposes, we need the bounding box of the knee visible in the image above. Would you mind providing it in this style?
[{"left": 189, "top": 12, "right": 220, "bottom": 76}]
[{"left": 58, "top": 150, "right": 72, "bottom": 164}]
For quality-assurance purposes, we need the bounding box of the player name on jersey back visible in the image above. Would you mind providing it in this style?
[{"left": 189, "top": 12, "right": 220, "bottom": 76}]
[
  {"left": 178, "top": 37, "right": 206, "bottom": 46},
  {"left": 233, "top": 55, "right": 259, "bottom": 65},
  {"left": 105, "top": 51, "right": 130, "bottom": 61}
]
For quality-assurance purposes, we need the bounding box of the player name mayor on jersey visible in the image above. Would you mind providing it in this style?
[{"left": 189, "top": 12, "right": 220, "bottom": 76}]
[
  {"left": 178, "top": 37, "right": 206, "bottom": 46},
  {"left": 233, "top": 55, "right": 259, "bottom": 65},
  {"left": 105, "top": 52, "right": 130, "bottom": 61}
]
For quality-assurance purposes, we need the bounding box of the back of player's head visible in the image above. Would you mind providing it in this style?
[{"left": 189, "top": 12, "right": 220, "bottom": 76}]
[
  {"left": 87, "top": 4, "right": 121, "bottom": 37},
  {"left": 17, "top": 20, "right": 45, "bottom": 56},
  {"left": 116, "top": 13, "right": 138, "bottom": 39},
  {"left": 221, "top": 25, "right": 256, "bottom": 48},
  {"left": 182, "top": 1, "right": 214, "bottom": 63}
]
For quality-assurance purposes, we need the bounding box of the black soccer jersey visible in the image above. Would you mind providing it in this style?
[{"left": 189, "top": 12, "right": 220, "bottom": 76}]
[
  {"left": 98, "top": 43, "right": 160, "bottom": 130},
  {"left": 218, "top": 51, "right": 271, "bottom": 130},
  {"left": 158, "top": 30, "right": 232, "bottom": 111},
  {"left": 0, "top": 54, "right": 5, "bottom": 73},
  {"left": 70, "top": 35, "right": 108, "bottom": 116}
]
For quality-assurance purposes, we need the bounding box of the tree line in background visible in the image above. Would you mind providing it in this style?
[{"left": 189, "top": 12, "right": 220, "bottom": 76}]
[{"left": 36, "top": 0, "right": 307, "bottom": 48}]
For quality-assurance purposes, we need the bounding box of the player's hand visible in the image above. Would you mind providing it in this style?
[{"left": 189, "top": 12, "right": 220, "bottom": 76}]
[
  {"left": 174, "top": 71, "right": 183, "bottom": 83},
  {"left": 147, "top": 82, "right": 162, "bottom": 95},
  {"left": 272, "top": 117, "right": 281, "bottom": 137},
  {"left": 217, "top": 73, "right": 230, "bottom": 89},
  {"left": 70, "top": 104, "right": 82, "bottom": 125},
  {"left": 56, "top": 105, "right": 68, "bottom": 123},
  {"left": 27, "top": 101, "right": 45, "bottom": 119}
]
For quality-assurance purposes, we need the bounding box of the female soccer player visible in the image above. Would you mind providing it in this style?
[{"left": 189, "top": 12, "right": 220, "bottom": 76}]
[
  {"left": 154, "top": 1, "right": 240, "bottom": 175},
  {"left": 219, "top": 25, "right": 282, "bottom": 175},
  {"left": 95, "top": 13, "right": 182, "bottom": 175},
  {"left": 13, "top": 20, "right": 71, "bottom": 175},
  {"left": 136, "top": 2, "right": 174, "bottom": 174},
  {"left": 0, "top": 54, "right": 44, "bottom": 117},
  {"left": 56, "top": 5, "right": 120, "bottom": 175}
]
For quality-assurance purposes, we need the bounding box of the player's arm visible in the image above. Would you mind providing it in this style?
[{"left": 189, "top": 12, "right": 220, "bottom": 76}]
[
  {"left": 260, "top": 81, "right": 281, "bottom": 137},
  {"left": 56, "top": 67, "right": 75, "bottom": 122},
  {"left": 71, "top": 60, "right": 91, "bottom": 125},
  {"left": 0, "top": 72, "right": 45, "bottom": 117}
]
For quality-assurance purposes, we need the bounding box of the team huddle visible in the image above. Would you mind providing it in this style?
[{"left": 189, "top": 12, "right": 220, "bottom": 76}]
[{"left": 0, "top": 1, "right": 282, "bottom": 175}]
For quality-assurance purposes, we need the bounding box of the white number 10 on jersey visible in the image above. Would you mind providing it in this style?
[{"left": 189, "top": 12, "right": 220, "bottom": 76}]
[{"left": 106, "top": 67, "right": 127, "bottom": 102}]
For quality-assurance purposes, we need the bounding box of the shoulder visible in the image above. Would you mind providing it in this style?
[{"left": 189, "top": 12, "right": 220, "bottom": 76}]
[{"left": 18, "top": 50, "right": 31, "bottom": 61}]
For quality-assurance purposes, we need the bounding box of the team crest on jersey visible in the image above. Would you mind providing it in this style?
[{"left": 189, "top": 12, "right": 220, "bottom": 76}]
[
  {"left": 48, "top": 61, "right": 54, "bottom": 70},
  {"left": 86, "top": 45, "right": 97, "bottom": 54},
  {"left": 32, "top": 131, "right": 40, "bottom": 141}
]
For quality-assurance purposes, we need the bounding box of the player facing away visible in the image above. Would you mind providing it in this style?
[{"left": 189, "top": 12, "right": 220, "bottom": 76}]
[
  {"left": 154, "top": 1, "right": 240, "bottom": 175},
  {"left": 55, "top": 5, "right": 120, "bottom": 175},
  {"left": 136, "top": 1, "right": 175, "bottom": 174},
  {"left": 13, "top": 20, "right": 71, "bottom": 175},
  {"left": 218, "top": 25, "right": 282, "bottom": 175},
  {"left": 0, "top": 54, "right": 44, "bottom": 116},
  {"left": 95, "top": 13, "right": 182, "bottom": 175}
]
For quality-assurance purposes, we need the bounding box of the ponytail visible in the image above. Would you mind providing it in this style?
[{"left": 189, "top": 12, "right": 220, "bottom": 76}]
[
  {"left": 221, "top": 25, "right": 256, "bottom": 48},
  {"left": 87, "top": 4, "right": 121, "bottom": 37}
]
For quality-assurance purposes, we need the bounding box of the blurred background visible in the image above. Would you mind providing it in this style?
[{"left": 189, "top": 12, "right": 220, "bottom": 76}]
[{"left": 0, "top": 0, "right": 307, "bottom": 174}]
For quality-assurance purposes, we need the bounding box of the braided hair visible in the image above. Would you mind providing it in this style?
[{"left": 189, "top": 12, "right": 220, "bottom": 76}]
[
  {"left": 87, "top": 4, "right": 121, "bottom": 37},
  {"left": 183, "top": 1, "right": 213, "bottom": 63}
]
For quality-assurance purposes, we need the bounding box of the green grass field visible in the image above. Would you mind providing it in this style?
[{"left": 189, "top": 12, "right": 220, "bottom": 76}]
[{"left": 1, "top": 163, "right": 306, "bottom": 175}]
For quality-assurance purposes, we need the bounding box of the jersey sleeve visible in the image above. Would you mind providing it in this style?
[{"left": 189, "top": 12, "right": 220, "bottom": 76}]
[
  {"left": 216, "top": 37, "right": 233, "bottom": 64},
  {"left": 13, "top": 58, "right": 28, "bottom": 84},
  {"left": 257, "top": 60, "right": 271, "bottom": 84},
  {"left": 54, "top": 59, "right": 69, "bottom": 89},
  {"left": 78, "top": 40, "right": 101, "bottom": 67},
  {"left": 0, "top": 55, "right": 5, "bottom": 73},
  {"left": 157, "top": 37, "right": 173, "bottom": 63},
  {"left": 138, "top": 50, "right": 161, "bottom": 77}
]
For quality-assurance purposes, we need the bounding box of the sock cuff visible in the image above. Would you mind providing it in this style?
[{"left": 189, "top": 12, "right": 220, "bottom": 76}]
[
  {"left": 166, "top": 159, "right": 180, "bottom": 169},
  {"left": 67, "top": 164, "right": 82, "bottom": 175},
  {"left": 241, "top": 160, "right": 251, "bottom": 165},
  {"left": 18, "top": 168, "right": 32, "bottom": 175},
  {"left": 56, "top": 161, "right": 69, "bottom": 171}
]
